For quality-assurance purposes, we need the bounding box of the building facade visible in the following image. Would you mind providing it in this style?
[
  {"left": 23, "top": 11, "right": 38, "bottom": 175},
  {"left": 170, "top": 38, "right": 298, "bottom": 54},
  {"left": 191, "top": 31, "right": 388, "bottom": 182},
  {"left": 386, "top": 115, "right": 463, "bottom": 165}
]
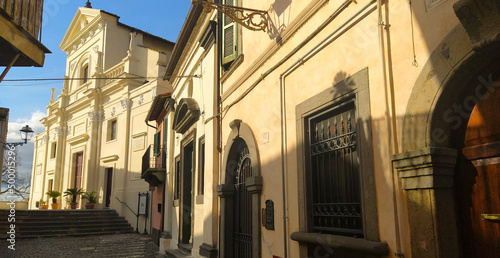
[
  {"left": 29, "top": 6, "right": 174, "bottom": 234},
  {"left": 147, "top": 0, "right": 500, "bottom": 257}
]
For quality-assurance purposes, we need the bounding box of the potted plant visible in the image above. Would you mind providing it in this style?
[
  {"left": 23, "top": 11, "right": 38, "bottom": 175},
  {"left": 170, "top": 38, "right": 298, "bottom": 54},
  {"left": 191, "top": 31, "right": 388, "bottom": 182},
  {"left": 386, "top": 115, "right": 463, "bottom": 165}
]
[
  {"left": 39, "top": 200, "right": 48, "bottom": 210},
  {"left": 35, "top": 201, "right": 40, "bottom": 208},
  {"left": 46, "top": 190, "right": 61, "bottom": 210},
  {"left": 63, "top": 187, "right": 85, "bottom": 209},
  {"left": 82, "top": 191, "right": 97, "bottom": 209}
]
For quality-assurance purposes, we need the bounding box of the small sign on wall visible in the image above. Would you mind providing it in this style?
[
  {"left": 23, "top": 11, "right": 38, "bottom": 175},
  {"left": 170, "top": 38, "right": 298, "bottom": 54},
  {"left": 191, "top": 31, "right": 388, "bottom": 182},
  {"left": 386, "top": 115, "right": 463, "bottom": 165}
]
[
  {"left": 138, "top": 192, "right": 148, "bottom": 216},
  {"left": 262, "top": 199, "right": 275, "bottom": 230}
]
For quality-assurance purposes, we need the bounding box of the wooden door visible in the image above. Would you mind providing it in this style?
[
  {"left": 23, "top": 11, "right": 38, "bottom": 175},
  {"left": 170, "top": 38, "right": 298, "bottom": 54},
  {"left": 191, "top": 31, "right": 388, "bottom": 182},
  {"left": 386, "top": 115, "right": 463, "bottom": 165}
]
[
  {"left": 105, "top": 168, "right": 113, "bottom": 207},
  {"left": 74, "top": 152, "right": 83, "bottom": 189},
  {"left": 457, "top": 88, "right": 500, "bottom": 257},
  {"left": 179, "top": 142, "right": 193, "bottom": 246}
]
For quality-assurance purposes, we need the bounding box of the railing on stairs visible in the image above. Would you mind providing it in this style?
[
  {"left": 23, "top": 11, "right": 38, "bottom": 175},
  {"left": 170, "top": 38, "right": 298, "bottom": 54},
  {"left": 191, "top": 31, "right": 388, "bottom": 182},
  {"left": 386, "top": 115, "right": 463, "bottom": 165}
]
[{"left": 115, "top": 196, "right": 139, "bottom": 233}]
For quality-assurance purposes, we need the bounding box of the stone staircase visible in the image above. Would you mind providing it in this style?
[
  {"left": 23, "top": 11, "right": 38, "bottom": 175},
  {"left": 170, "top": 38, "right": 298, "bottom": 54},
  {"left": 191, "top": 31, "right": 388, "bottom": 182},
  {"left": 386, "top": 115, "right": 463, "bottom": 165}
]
[{"left": 0, "top": 209, "right": 133, "bottom": 239}]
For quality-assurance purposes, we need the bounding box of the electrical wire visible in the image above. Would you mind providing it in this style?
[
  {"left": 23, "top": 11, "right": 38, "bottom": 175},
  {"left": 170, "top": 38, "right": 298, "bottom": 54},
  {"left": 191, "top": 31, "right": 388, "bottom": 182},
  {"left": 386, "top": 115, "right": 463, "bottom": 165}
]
[{"left": 409, "top": 0, "right": 418, "bottom": 67}]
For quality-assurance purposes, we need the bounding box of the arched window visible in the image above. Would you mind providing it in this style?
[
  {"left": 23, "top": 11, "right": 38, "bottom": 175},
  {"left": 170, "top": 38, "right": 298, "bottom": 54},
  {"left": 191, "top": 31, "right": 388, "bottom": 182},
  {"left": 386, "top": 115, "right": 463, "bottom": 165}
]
[{"left": 82, "top": 64, "right": 89, "bottom": 84}]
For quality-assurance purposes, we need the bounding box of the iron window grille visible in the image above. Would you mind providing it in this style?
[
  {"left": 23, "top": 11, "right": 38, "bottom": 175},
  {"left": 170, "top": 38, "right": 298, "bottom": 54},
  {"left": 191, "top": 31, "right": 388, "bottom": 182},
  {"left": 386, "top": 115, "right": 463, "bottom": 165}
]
[{"left": 307, "top": 100, "right": 363, "bottom": 237}]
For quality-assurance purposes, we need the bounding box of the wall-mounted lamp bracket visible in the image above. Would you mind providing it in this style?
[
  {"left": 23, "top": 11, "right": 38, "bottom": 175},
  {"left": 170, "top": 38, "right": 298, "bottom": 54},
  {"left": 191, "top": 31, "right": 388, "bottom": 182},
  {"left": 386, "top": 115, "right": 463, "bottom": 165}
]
[{"left": 192, "top": 0, "right": 269, "bottom": 32}]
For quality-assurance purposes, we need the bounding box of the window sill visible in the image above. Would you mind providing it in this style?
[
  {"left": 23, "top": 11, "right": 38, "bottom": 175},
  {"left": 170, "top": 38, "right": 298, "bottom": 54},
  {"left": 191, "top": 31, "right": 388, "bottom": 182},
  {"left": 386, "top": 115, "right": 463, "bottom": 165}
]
[
  {"left": 221, "top": 54, "right": 244, "bottom": 83},
  {"left": 290, "top": 232, "right": 389, "bottom": 256},
  {"left": 106, "top": 139, "right": 117, "bottom": 143}
]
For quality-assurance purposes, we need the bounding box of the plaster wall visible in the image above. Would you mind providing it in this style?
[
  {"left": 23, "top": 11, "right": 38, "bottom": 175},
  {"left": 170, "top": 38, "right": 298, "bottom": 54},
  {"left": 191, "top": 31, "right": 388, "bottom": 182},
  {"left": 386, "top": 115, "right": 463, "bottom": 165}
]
[
  {"left": 216, "top": 0, "right": 463, "bottom": 257},
  {"left": 165, "top": 18, "right": 218, "bottom": 256}
]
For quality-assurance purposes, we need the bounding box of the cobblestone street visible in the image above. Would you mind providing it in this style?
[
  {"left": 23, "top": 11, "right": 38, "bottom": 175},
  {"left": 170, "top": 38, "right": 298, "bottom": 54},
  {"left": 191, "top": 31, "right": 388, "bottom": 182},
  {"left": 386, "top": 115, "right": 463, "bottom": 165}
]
[{"left": 1, "top": 233, "right": 161, "bottom": 257}]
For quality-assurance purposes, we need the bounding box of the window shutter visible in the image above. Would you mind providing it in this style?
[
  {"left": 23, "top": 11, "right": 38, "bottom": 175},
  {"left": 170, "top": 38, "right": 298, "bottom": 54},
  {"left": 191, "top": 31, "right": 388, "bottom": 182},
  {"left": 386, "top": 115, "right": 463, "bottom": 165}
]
[
  {"left": 222, "top": 0, "right": 238, "bottom": 65},
  {"left": 163, "top": 117, "right": 168, "bottom": 150},
  {"left": 154, "top": 132, "right": 160, "bottom": 156}
]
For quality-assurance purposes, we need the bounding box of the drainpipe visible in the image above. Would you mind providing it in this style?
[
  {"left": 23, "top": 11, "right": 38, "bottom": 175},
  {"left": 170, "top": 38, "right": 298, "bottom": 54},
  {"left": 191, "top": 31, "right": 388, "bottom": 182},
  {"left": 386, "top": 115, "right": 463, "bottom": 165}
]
[{"left": 377, "top": 0, "right": 403, "bottom": 257}]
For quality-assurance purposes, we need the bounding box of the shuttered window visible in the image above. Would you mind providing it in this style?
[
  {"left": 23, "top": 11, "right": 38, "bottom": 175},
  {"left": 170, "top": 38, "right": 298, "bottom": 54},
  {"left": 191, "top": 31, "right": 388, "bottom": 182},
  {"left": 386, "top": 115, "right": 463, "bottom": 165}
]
[
  {"left": 153, "top": 131, "right": 161, "bottom": 156},
  {"left": 222, "top": 0, "right": 238, "bottom": 66}
]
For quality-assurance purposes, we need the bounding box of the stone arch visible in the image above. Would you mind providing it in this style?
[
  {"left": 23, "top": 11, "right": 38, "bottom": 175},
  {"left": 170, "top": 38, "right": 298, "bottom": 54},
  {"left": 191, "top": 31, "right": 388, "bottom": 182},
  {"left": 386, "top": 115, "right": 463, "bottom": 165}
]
[
  {"left": 395, "top": 24, "right": 500, "bottom": 257},
  {"left": 218, "top": 119, "right": 261, "bottom": 258}
]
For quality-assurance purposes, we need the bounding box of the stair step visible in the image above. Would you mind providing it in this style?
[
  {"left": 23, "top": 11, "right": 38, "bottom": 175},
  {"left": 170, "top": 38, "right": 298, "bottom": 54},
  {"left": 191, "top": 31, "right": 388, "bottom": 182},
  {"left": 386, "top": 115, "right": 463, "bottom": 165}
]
[
  {"left": 0, "top": 229, "right": 134, "bottom": 239},
  {"left": 0, "top": 209, "right": 133, "bottom": 238}
]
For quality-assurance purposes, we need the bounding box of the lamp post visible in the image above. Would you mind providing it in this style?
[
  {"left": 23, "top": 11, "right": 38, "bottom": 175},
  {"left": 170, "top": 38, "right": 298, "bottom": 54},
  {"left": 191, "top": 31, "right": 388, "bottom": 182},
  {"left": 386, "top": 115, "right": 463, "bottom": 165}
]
[{"left": 3, "top": 125, "right": 34, "bottom": 149}]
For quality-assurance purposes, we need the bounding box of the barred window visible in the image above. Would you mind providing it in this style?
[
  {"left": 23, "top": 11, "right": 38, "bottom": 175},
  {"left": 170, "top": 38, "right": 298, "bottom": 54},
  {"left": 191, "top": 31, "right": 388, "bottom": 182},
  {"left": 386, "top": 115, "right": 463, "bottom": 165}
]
[{"left": 307, "top": 100, "right": 363, "bottom": 237}]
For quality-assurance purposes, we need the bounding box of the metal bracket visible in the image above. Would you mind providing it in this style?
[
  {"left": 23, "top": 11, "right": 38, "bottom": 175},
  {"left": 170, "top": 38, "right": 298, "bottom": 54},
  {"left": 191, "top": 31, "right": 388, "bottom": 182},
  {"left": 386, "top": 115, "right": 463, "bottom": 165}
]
[{"left": 192, "top": 0, "right": 268, "bottom": 32}]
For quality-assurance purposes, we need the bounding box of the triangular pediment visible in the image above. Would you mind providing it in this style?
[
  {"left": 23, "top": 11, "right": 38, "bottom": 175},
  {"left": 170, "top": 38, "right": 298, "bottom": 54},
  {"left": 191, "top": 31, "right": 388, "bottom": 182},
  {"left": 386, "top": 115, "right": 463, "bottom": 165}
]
[{"left": 59, "top": 7, "right": 102, "bottom": 51}]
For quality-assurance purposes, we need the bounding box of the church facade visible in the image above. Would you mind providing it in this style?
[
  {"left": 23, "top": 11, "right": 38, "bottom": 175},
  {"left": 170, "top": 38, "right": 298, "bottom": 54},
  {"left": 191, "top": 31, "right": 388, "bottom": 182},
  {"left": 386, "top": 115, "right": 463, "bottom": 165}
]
[{"left": 29, "top": 7, "right": 174, "bottom": 233}]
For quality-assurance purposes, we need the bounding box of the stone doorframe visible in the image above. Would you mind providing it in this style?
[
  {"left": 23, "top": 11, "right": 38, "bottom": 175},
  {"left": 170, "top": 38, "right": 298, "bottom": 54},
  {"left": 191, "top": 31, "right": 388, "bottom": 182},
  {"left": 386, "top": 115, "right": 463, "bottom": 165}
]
[
  {"left": 393, "top": 22, "right": 500, "bottom": 257},
  {"left": 217, "top": 119, "right": 262, "bottom": 258}
]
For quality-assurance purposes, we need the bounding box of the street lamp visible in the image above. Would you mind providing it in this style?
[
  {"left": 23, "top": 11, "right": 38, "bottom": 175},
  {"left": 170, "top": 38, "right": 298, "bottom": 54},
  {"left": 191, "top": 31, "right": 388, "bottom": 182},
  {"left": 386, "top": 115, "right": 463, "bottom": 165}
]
[{"left": 3, "top": 125, "right": 34, "bottom": 149}]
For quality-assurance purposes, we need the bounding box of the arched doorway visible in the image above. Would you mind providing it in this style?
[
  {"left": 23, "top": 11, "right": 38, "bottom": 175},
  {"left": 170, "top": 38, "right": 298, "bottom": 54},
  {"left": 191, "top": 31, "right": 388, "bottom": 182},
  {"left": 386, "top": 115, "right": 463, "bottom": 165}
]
[
  {"left": 218, "top": 120, "right": 262, "bottom": 258},
  {"left": 229, "top": 138, "right": 253, "bottom": 257},
  {"left": 394, "top": 23, "right": 500, "bottom": 257}
]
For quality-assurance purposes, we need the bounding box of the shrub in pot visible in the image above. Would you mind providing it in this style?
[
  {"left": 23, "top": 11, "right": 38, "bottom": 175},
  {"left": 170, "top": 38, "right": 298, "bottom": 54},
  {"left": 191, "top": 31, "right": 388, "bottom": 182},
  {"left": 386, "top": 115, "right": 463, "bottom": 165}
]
[
  {"left": 63, "top": 187, "right": 84, "bottom": 209},
  {"left": 46, "top": 190, "right": 61, "bottom": 210},
  {"left": 82, "top": 191, "right": 97, "bottom": 209},
  {"left": 39, "top": 200, "right": 48, "bottom": 210}
]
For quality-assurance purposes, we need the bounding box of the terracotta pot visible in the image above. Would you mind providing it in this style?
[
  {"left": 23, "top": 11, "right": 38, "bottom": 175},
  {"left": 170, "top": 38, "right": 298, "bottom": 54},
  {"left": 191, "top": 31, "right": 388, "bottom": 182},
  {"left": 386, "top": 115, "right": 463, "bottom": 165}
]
[
  {"left": 51, "top": 203, "right": 59, "bottom": 210},
  {"left": 40, "top": 205, "right": 48, "bottom": 210},
  {"left": 85, "top": 203, "right": 96, "bottom": 209},
  {"left": 70, "top": 203, "right": 78, "bottom": 209}
]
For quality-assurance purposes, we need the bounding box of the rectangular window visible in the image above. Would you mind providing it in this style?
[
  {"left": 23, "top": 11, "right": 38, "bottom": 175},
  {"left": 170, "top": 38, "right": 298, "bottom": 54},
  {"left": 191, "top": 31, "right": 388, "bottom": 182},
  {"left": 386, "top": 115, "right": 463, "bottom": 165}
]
[
  {"left": 153, "top": 131, "right": 161, "bottom": 156},
  {"left": 50, "top": 142, "right": 57, "bottom": 159},
  {"left": 174, "top": 156, "right": 181, "bottom": 200},
  {"left": 198, "top": 137, "right": 205, "bottom": 196},
  {"left": 221, "top": 0, "right": 238, "bottom": 66},
  {"left": 48, "top": 179, "right": 53, "bottom": 192},
  {"left": 107, "top": 119, "right": 117, "bottom": 141},
  {"left": 307, "top": 100, "right": 362, "bottom": 237}
]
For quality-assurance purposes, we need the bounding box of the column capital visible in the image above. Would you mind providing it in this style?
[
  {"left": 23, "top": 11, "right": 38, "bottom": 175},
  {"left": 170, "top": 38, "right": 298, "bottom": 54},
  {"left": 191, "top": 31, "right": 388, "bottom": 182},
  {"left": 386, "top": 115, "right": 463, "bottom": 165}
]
[{"left": 393, "top": 147, "right": 458, "bottom": 190}]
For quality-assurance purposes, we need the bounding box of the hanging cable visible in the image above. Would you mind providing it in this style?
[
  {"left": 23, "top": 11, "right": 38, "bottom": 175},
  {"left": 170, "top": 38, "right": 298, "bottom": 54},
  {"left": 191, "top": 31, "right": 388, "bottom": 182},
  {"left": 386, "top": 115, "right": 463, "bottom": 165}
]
[{"left": 409, "top": 0, "right": 418, "bottom": 67}]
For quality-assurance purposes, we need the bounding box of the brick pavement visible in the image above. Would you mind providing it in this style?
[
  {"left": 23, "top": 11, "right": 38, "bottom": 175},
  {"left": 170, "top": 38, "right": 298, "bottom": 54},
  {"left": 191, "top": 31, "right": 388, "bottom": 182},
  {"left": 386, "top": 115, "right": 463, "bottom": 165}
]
[{"left": 1, "top": 233, "right": 162, "bottom": 257}]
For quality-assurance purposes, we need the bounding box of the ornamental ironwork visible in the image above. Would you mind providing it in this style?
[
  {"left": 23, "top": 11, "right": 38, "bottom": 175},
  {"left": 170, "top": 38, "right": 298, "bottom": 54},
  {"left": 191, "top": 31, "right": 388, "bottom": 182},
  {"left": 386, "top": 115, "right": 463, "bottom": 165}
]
[
  {"left": 192, "top": 0, "right": 269, "bottom": 32},
  {"left": 232, "top": 140, "right": 253, "bottom": 257},
  {"left": 308, "top": 101, "right": 363, "bottom": 237}
]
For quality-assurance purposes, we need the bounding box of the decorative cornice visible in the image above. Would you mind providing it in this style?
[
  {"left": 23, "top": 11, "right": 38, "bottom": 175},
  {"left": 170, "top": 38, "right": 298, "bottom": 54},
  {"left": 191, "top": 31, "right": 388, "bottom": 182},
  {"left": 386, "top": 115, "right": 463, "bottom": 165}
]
[
  {"left": 67, "top": 133, "right": 89, "bottom": 145},
  {"left": 100, "top": 155, "right": 119, "bottom": 163},
  {"left": 172, "top": 98, "right": 200, "bottom": 134},
  {"left": 199, "top": 21, "right": 216, "bottom": 50}
]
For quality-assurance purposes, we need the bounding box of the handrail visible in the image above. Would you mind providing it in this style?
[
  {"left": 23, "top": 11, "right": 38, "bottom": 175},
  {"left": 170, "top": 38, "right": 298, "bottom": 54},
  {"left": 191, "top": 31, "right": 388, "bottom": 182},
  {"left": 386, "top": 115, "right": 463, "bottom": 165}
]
[
  {"left": 115, "top": 196, "right": 139, "bottom": 233},
  {"left": 115, "top": 196, "right": 137, "bottom": 216}
]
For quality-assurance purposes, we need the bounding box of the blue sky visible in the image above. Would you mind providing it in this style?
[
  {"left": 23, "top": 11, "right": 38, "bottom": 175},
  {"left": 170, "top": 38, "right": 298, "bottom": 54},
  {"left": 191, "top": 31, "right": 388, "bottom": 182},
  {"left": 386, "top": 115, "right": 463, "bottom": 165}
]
[{"left": 0, "top": 0, "right": 191, "bottom": 184}]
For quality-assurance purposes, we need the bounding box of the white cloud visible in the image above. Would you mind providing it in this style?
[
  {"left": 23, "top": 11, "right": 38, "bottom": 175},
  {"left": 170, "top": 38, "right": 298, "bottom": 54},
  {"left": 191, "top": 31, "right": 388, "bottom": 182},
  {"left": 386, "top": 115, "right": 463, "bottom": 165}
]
[{"left": 7, "top": 110, "right": 46, "bottom": 142}]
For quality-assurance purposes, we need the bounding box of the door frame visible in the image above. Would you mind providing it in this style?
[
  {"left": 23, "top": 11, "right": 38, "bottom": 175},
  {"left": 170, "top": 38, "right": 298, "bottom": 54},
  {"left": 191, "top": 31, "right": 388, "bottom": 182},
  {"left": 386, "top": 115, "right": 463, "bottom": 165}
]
[
  {"left": 393, "top": 24, "right": 500, "bottom": 257},
  {"left": 178, "top": 129, "right": 196, "bottom": 250},
  {"left": 218, "top": 120, "right": 262, "bottom": 258},
  {"left": 104, "top": 167, "right": 113, "bottom": 207}
]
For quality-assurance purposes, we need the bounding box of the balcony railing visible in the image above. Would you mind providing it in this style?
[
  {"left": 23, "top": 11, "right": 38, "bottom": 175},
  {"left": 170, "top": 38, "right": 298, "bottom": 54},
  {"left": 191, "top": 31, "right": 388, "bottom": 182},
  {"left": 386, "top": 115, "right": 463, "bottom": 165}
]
[
  {"left": 141, "top": 145, "right": 166, "bottom": 183},
  {"left": 0, "top": 0, "right": 44, "bottom": 41}
]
